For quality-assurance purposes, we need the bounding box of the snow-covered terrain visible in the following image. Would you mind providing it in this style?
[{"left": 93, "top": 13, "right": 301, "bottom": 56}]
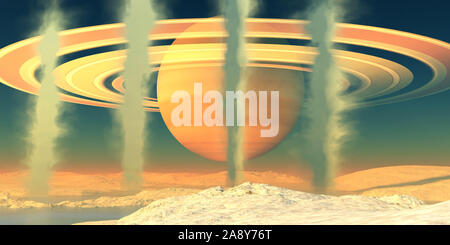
[
  {"left": 0, "top": 188, "right": 200, "bottom": 209},
  {"left": 0, "top": 192, "right": 49, "bottom": 209},
  {"left": 88, "top": 182, "right": 449, "bottom": 225}
]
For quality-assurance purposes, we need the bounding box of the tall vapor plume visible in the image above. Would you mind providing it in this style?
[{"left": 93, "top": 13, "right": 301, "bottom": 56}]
[
  {"left": 223, "top": 0, "right": 258, "bottom": 185},
  {"left": 302, "top": 0, "right": 353, "bottom": 190},
  {"left": 119, "top": 0, "right": 156, "bottom": 189},
  {"left": 26, "top": 4, "right": 64, "bottom": 195}
]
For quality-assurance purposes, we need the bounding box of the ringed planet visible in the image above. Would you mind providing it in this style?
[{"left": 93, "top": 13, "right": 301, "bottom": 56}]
[{"left": 0, "top": 18, "right": 449, "bottom": 161}]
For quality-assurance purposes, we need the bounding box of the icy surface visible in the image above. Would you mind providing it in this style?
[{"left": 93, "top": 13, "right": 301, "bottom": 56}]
[
  {"left": 112, "top": 183, "right": 449, "bottom": 225},
  {"left": 0, "top": 188, "right": 199, "bottom": 209}
]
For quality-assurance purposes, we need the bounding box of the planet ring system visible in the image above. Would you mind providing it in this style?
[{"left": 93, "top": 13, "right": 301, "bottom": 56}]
[{"left": 0, "top": 18, "right": 449, "bottom": 111}]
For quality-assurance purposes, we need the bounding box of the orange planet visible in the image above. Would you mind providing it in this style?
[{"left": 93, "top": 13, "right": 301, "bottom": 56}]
[{"left": 157, "top": 21, "right": 304, "bottom": 162}]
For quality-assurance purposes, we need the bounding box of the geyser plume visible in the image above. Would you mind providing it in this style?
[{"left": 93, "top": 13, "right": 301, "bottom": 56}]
[
  {"left": 302, "top": 0, "right": 353, "bottom": 189},
  {"left": 119, "top": 0, "right": 156, "bottom": 189},
  {"left": 25, "top": 6, "right": 63, "bottom": 195},
  {"left": 223, "top": 0, "right": 257, "bottom": 185}
]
